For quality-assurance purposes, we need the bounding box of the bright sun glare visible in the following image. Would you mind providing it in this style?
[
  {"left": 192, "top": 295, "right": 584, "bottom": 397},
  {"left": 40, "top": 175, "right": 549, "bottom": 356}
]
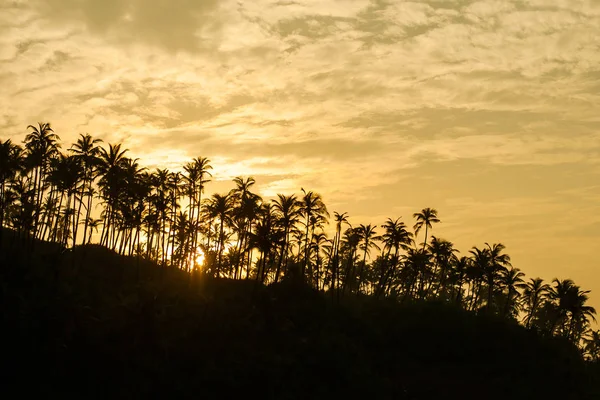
[{"left": 195, "top": 248, "right": 205, "bottom": 268}]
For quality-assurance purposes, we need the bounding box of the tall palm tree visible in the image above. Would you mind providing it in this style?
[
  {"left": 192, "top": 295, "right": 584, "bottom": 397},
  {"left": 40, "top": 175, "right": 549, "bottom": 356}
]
[
  {"left": 203, "top": 193, "right": 234, "bottom": 277},
  {"left": 299, "top": 188, "right": 329, "bottom": 282},
  {"left": 229, "top": 176, "right": 262, "bottom": 277},
  {"left": 0, "top": 139, "right": 24, "bottom": 244},
  {"left": 272, "top": 194, "right": 302, "bottom": 282},
  {"left": 341, "top": 227, "right": 360, "bottom": 294},
  {"left": 376, "top": 217, "right": 412, "bottom": 297},
  {"left": 522, "top": 278, "right": 549, "bottom": 328},
  {"left": 24, "top": 122, "right": 60, "bottom": 237},
  {"left": 249, "top": 203, "right": 282, "bottom": 282},
  {"left": 403, "top": 247, "right": 432, "bottom": 300},
  {"left": 499, "top": 267, "right": 526, "bottom": 318},
  {"left": 310, "top": 232, "right": 330, "bottom": 288},
  {"left": 548, "top": 279, "right": 596, "bottom": 341},
  {"left": 97, "top": 143, "right": 129, "bottom": 248},
  {"left": 85, "top": 217, "right": 102, "bottom": 244},
  {"left": 183, "top": 157, "right": 212, "bottom": 264},
  {"left": 468, "top": 246, "right": 490, "bottom": 311},
  {"left": 583, "top": 330, "right": 600, "bottom": 361},
  {"left": 412, "top": 207, "right": 440, "bottom": 250},
  {"left": 330, "top": 211, "right": 350, "bottom": 294},
  {"left": 70, "top": 133, "right": 102, "bottom": 246},
  {"left": 470, "top": 243, "right": 511, "bottom": 313},
  {"left": 356, "top": 223, "right": 380, "bottom": 294},
  {"left": 428, "top": 236, "right": 457, "bottom": 297},
  {"left": 448, "top": 256, "right": 470, "bottom": 306}
]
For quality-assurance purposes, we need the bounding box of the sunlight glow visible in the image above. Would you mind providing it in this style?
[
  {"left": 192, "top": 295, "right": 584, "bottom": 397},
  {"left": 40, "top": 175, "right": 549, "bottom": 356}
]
[{"left": 195, "top": 248, "right": 205, "bottom": 268}]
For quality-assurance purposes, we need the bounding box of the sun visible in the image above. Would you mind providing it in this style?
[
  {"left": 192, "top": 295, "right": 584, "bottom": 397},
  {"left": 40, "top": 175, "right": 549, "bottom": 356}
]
[{"left": 195, "top": 248, "right": 205, "bottom": 268}]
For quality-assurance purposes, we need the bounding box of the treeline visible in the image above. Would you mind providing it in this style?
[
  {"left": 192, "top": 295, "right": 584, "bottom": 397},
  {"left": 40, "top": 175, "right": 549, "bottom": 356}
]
[{"left": 0, "top": 123, "right": 598, "bottom": 359}]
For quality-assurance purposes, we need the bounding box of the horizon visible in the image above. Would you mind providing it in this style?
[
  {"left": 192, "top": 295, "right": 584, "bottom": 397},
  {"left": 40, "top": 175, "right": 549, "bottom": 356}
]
[{"left": 1, "top": 0, "right": 599, "bottom": 317}]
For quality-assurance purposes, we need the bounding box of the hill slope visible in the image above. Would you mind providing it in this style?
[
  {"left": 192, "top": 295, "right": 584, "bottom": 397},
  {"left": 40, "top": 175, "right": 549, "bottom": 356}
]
[{"left": 1, "top": 237, "right": 599, "bottom": 399}]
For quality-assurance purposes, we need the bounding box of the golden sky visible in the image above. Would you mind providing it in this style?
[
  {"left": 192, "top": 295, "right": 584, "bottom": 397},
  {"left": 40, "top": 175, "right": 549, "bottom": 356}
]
[{"left": 1, "top": 0, "right": 600, "bottom": 309}]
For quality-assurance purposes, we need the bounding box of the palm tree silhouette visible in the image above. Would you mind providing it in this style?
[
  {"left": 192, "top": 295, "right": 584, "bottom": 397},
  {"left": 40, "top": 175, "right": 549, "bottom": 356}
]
[
  {"left": 97, "top": 143, "right": 128, "bottom": 248},
  {"left": 299, "top": 188, "right": 328, "bottom": 281},
  {"left": 183, "top": 157, "right": 212, "bottom": 268},
  {"left": 69, "top": 133, "right": 102, "bottom": 246},
  {"left": 412, "top": 208, "right": 440, "bottom": 250},
  {"left": 449, "top": 256, "right": 470, "bottom": 306},
  {"left": 499, "top": 267, "right": 526, "bottom": 318},
  {"left": 356, "top": 223, "right": 380, "bottom": 294},
  {"left": 341, "top": 227, "right": 360, "bottom": 295},
  {"left": 377, "top": 217, "right": 412, "bottom": 297},
  {"left": 330, "top": 211, "right": 350, "bottom": 295},
  {"left": 583, "top": 330, "right": 600, "bottom": 361},
  {"left": 428, "top": 236, "right": 458, "bottom": 297},
  {"left": 24, "top": 122, "right": 60, "bottom": 238},
  {"left": 229, "top": 177, "right": 261, "bottom": 277},
  {"left": 548, "top": 279, "right": 596, "bottom": 341},
  {"left": 273, "top": 194, "right": 302, "bottom": 282},
  {"left": 0, "top": 139, "right": 24, "bottom": 245},
  {"left": 523, "top": 278, "right": 549, "bottom": 328},
  {"left": 204, "top": 193, "right": 234, "bottom": 277}
]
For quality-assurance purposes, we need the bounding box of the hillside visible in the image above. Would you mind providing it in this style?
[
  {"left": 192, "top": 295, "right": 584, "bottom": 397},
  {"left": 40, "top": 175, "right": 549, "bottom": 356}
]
[{"left": 1, "top": 234, "right": 599, "bottom": 399}]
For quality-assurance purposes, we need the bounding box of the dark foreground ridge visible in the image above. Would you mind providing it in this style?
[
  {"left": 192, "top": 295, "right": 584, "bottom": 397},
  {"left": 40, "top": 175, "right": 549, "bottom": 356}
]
[{"left": 1, "top": 233, "right": 599, "bottom": 399}]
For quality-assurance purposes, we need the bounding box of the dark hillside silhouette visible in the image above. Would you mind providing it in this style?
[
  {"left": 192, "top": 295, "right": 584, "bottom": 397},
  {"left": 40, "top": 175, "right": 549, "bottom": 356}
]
[
  {"left": 1, "top": 126, "right": 600, "bottom": 398},
  {"left": 1, "top": 234, "right": 599, "bottom": 399}
]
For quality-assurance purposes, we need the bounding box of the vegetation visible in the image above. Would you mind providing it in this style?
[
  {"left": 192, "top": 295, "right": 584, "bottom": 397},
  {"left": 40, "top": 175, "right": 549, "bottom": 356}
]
[{"left": 1, "top": 125, "right": 600, "bottom": 397}]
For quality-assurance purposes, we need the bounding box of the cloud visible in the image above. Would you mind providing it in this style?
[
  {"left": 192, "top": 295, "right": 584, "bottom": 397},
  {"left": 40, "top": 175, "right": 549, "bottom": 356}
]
[{"left": 34, "top": 0, "right": 222, "bottom": 53}]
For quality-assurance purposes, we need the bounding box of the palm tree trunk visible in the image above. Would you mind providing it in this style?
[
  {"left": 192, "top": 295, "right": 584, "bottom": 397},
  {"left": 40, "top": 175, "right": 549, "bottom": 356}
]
[
  {"left": 216, "top": 218, "right": 225, "bottom": 277},
  {"left": 487, "top": 277, "right": 494, "bottom": 312},
  {"left": 52, "top": 191, "right": 65, "bottom": 243},
  {"left": 40, "top": 186, "right": 55, "bottom": 241},
  {"left": 82, "top": 184, "right": 93, "bottom": 246},
  {"left": 302, "top": 216, "right": 310, "bottom": 280},
  {"left": 274, "top": 229, "right": 289, "bottom": 283},
  {"left": 73, "top": 180, "right": 86, "bottom": 246},
  {"left": 357, "top": 249, "right": 368, "bottom": 295}
]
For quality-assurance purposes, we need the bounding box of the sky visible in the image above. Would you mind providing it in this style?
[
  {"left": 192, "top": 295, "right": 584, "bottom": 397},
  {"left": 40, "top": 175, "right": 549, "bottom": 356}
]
[{"left": 1, "top": 0, "right": 600, "bottom": 309}]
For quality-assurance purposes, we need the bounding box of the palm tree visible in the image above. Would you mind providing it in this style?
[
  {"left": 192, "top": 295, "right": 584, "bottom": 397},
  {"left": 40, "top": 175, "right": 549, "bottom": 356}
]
[
  {"left": 97, "top": 143, "right": 129, "bottom": 248},
  {"left": 203, "top": 193, "right": 234, "bottom": 277},
  {"left": 356, "top": 223, "right": 380, "bottom": 294},
  {"left": 272, "top": 194, "right": 302, "bottom": 282},
  {"left": 299, "top": 188, "right": 329, "bottom": 282},
  {"left": 330, "top": 211, "right": 350, "bottom": 294},
  {"left": 70, "top": 133, "right": 102, "bottom": 246},
  {"left": 341, "top": 227, "right": 360, "bottom": 294},
  {"left": 376, "top": 217, "right": 412, "bottom": 297},
  {"left": 522, "top": 278, "right": 549, "bottom": 328},
  {"left": 248, "top": 203, "right": 282, "bottom": 282},
  {"left": 428, "top": 236, "right": 457, "bottom": 297},
  {"left": 583, "top": 330, "right": 600, "bottom": 361},
  {"left": 24, "top": 122, "right": 60, "bottom": 237},
  {"left": 310, "top": 232, "right": 330, "bottom": 288},
  {"left": 548, "top": 279, "right": 596, "bottom": 341},
  {"left": 412, "top": 208, "right": 440, "bottom": 250},
  {"left": 229, "top": 176, "right": 262, "bottom": 277},
  {"left": 471, "top": 243, "right": 511, "bottom": 313},
  {"left": 448, "top": 256, "right": 470, "bottom": 306},
  {"left": 403, "top": 247, "right": 432, "bottom": 300},
  {"left": 0, "top": 139, "right": 24, "bottom": 244},
  {"left": 499, "top": 267, "right": 526, "bottom": 318},
  {"left": 85, "top": 217, "right": 102, "bottom": 244},
  {"left": 183, "top": 157, "right": 212, "bottom": 265},
  {"left": 468, "top": 246, "right": 490, "bottom": 311}
]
